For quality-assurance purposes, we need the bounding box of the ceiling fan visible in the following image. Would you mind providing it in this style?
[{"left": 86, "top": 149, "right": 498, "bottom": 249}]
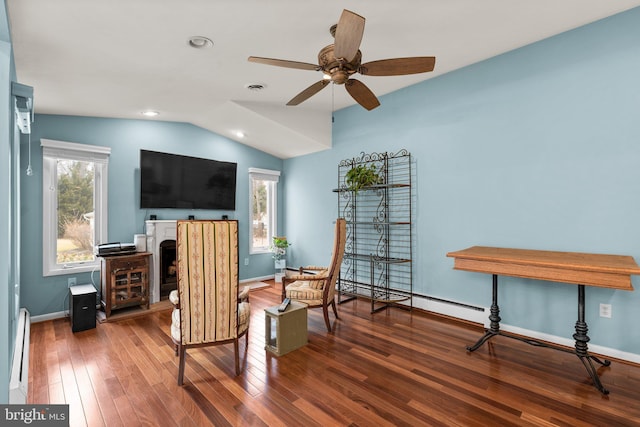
[{"left": 248, "top": 9, "right": 436, "bottom": 111}]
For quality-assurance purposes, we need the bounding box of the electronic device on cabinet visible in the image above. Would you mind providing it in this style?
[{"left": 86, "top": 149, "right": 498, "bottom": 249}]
[{"left": 94, "top": 242, "right": 137, "bottom": 257}]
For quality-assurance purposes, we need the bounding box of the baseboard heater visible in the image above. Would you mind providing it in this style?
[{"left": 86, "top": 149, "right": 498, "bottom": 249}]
[
  {"left": 408, "top": 293, "right": 489, "bottom": 326},
  {"left": 9, "top": 308, "right": 30, "bottom": 404}
]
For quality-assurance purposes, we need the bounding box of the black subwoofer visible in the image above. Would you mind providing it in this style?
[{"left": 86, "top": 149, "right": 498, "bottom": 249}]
[{"left": 69, "top": 284, "right": 97, "bottom": 332}]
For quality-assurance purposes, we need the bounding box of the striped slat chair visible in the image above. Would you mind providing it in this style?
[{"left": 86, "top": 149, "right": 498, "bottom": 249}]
[{"left": 169, "top": 220, "right": 250, "bottom": 385}]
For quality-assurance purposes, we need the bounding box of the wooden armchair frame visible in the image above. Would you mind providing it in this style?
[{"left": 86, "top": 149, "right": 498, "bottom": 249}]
[{"left": 282, "top": 219, "right": 346, "bottom": 332}]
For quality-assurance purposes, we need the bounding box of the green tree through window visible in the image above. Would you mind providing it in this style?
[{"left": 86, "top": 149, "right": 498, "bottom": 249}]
[
  {"left": 249, "top": 168, "right": 280, "bottom": 254},
  {"left": 56, "top": 160, "right": 95, "bottom": 263},
  {"left": 42, "top": 139, "right": 110, "bottom": 276}
]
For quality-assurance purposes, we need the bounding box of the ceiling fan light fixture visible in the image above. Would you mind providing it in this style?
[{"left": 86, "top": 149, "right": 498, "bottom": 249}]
[
  {"left": 188, "top": 36, "right": 213, "bottom": 49},
  {"left": 247, "top": 9, "right": 435, "bottom": 110},
  {"left": 333, "top": 70, "right": 351, "bottom": 85}
]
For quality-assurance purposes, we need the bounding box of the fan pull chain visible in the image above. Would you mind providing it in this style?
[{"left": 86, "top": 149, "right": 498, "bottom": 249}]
[
  {"left": 332, "top": 82, "right": 335, "bottom": 123},
  {"left": 26, "top": 132, "right": 33, "bottom": 176}
]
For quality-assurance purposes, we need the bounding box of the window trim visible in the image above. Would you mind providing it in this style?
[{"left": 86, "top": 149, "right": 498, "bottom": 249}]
[
  {"left": 248, "top": 167, "right": 280, "bottom": 255},
  {"left": 42, "top": 139, "right": 110, "bottom": 276}
]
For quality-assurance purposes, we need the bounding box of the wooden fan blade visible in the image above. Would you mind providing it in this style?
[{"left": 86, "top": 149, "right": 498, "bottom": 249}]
[
  {"left": 287, "top": 80, "right": 330, "bottom": 106},
  {"left": 345, "top": 79, "right": 380, "bottom": 111},
  {"left": 248, "top": 56, "right": 319, "bottom": 71},
  {"left": 334, "top": 9, "right": 365, "bottom": 62},
  {"left": 360, "top": 57, "right": 436, "bottom": 76}
]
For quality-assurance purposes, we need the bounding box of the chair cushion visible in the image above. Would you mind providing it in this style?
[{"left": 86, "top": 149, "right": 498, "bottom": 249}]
[
  {"left": 238, "top": 286, "right": 250, "bottom": 302},
  {"left": 305, "top": 270, "right": 328, "bottom": 290},
  {"left": 238, "top": 301, "right": 250, "bottom": 334},
  {"left": 172, "top": 303, "right": 250, "bottom": 343},
  {"left": 169, "top": 289, "right": 179, "bottom": 306},
  {"left": 285, "top": 280, "right": 323, "bottom": 306},
  {"left": 171, "top": 307, "right": 181, "bottom": 343}
]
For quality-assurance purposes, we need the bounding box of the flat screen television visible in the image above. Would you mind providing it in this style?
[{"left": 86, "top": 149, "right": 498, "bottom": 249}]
[{"left": 140, "top": 149, "right": 237, "bottom": 210}]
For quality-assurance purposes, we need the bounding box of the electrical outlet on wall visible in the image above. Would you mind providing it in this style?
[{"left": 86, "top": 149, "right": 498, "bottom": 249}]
[
  {"left": 68, "top": 277, "right": 76, "bottom": 288},
  {"left": 599, "top": 303, "right": 612, "bottom": 318},
  {"left": 244, "top": 258, "right": 249, "bottom": 266}
]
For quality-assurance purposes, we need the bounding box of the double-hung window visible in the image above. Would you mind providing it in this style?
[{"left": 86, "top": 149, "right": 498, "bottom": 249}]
[
  {"left": 42, "top": 139, "right": 110, "bottom": 276},
  {"left": 249, "top": 168, "right": 280, "bottom": 254}
]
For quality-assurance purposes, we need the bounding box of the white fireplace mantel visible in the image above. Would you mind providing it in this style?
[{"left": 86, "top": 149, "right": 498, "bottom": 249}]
[{"left": 145, "top": 220, "right": 176, "bottom": 303}]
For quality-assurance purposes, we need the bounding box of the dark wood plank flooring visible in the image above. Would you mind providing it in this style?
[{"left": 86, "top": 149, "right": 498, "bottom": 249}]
[{"left": 28, "top": 284, "right": 640, "bottom": 426}]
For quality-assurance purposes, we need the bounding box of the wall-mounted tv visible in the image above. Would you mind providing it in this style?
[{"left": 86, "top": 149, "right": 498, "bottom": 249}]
[{"left": 140, "top": 149, "right": 237, "bottom": 210}]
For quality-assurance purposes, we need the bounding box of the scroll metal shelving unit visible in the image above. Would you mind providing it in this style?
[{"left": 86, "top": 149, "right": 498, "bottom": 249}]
[{"left": 334, "top": 149, "right": 413, "bottom": 313}]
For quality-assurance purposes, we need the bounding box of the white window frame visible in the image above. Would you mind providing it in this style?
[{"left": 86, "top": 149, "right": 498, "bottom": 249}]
[
  {"left": 42, "top": 139, "right": 110, "bottom": 276},
  {"left": 249, "top": 168, "right": 280, "bottom": 254}
]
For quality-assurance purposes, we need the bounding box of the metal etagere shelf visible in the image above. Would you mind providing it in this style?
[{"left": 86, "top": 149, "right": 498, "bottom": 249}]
[{"left": 333, "top": 149, "right": 413, "bottom": 313}]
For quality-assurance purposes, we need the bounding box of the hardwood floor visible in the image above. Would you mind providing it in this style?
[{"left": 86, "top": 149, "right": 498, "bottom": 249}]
[{"left": 29, "top": 283, "right": 640, "bottom": 426}]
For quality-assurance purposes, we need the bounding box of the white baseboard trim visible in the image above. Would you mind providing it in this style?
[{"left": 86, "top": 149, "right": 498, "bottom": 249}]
[
  {"left": 31, "top": 310, "right": 67, "bottom": 323},
  {"left": 408, "top": 294, "right": 489, "bottom": 327},
  {"left": 499, "top": 324, "right": 640, "bottom": 365},
  {"left": 240, "top": 275, "right": 274, "bottom": 285},
  {"left": 407, "top": 294, "right": 640, "bottom": 364}
]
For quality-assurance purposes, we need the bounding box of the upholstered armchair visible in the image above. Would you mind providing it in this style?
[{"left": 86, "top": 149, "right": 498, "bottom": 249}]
[
  {"left": 282, "top": 218, "right": 346, "bottom": 332},
  {"left": 169, "top": 220, "right": 250, "bottom": 385}
]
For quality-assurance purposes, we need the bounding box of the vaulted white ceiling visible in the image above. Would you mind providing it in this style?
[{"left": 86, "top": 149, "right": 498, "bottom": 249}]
[{"left": 7, "top": 1, "right": 640, "bottom": 158}]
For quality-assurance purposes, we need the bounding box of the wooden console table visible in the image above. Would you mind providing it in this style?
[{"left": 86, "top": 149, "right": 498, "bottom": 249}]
[{"left": 446, "top": 246, "right": 640, "bottom": 394}]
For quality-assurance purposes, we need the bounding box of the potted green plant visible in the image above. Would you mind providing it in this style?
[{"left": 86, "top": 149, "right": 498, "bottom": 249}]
[
  {"left": 345, "top": 164, "right": 382, "bottom": 192},
  {"left": 270, "top": 236, "right": 290, "bottom": 270}
]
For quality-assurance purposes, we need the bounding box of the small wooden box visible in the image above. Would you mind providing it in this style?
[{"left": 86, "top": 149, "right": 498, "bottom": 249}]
[{"left": 264, "top": 301, "right": 308, "bottom": 356}]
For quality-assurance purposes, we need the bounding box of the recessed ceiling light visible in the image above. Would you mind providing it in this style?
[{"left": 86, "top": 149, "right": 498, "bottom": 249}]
[
  {"left": 235, "top": 131, "right": 246, "bottom": 138},
  {"left": 245, "top": 83, "right": 266, "bottom": 92},
  {"left": 188, "top": 36, "right": 213, "bottom": 49},
  {"left": 141, "top": 110, "right": 159, "bottom": 117}
]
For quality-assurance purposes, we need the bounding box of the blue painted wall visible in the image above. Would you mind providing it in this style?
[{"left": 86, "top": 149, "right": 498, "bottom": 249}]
[
  {"left": 20, "top": 115, "right": 284, "bottom": 317},
  {"left": 284, "top": 8, "right": 640, "bottom": 355}
]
